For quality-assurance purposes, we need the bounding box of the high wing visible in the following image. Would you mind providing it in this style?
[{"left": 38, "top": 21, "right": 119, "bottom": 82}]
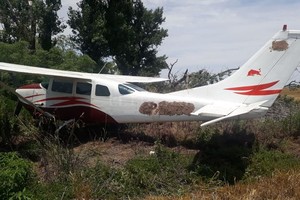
[{"left": 0, "top": 62, "right": 168, "bottom": 83}]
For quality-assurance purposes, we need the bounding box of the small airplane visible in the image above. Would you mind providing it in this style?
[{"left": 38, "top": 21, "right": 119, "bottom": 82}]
[{"left": 1, "top": 25, "right": 300, "bottom": 127}]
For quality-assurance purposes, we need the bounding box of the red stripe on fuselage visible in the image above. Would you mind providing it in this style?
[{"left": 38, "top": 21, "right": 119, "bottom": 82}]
[
  {"left": 19, "top": 84, "right": 42, "bottom": 89},
  {"left": 34, "top": 96, "right": 99, "bottom": 108},
  {"left": 22, "top": 104, "right": 117, "bottom": 124},
  {"left": 25, "top": 94, "right": 44, "bottom": 99}
]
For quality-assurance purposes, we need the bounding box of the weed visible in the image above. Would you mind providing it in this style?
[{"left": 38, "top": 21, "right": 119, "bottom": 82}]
[
  {"left": 0, "top": 152, "right": 32, "bottom": 199},
  {"left": 190, "top": 123, "right": 255, "bottom": 184},
  {"left": 244, "top": 149, "right": 300, "bottom": 181},
  {"left": 81, "top": 143, "right": 195, "bottom": 199}
]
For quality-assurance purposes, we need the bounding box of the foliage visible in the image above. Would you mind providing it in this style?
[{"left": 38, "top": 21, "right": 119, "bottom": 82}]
[
  {"left": 191, "top": 123, "right": 255, "bottom": 184},
  {"left": 68, "top": 0, "right": 108, "bottom": 63},
  {"left": 0, "top": 0, "right": 65, "bottom": 50},
  {"left": 244, "top": 149, "right": 300, "bottom": 181},
  {"left": 0, "top": 41, "right": 97, "bottom": 87},
  {"left": 0, "top": 152, "right": 32, "bottom": 200},
  {"left": 147, "top": 170, "right": 300, "bottom": 200},
  {"left": 0, "top": 95, "right": 18, "bottom": 150},
  {"left": 0, "top": 106, "right": 13, "bottom": 149},
  {"left": 3, "top": 108, "right": 300, "bottom": 199},
  {"left": 30, "top": 180, "right": 74, "bottom": 200},
  {"left": 0, "top": 0, "right": 33, "bottom": 43},
  {"left": 68, "top": 0, "right": 168, "bottom": 76},
  {"left": 156, "top": 67, "right": 238, "bottom": 93},
  {"left": 84, "top": 143, "right": 194, "bottom": 199},
  {"left": 38, "top": 0, "right": 66, "bottom": 50},
  {"left": 281, "top": 111, "right": 300, "bottom": 137}
]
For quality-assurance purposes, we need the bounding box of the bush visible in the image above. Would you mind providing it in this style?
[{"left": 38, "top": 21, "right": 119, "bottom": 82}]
[
  {"left": 84, "top": 142, "right": 195, "bottom": 199},
  {"left": 0, "top": 96, "right": 15, "bottom": 149},
  {"left": 191, "top": 123, "right": 255, "bottom": 184},
  {"left": 0, "top": 152, "right": 32, "bottom": 199},
  {"left": 244, "top": 149, "right": 300, "bottom": 181}
]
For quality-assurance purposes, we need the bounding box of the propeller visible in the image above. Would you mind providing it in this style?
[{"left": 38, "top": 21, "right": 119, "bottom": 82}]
[
  {"left": 14, "top": 100, "right": 23, "bottom": 116},
  {"left": 0, "top": 81, "right": 82, "bottom": 137}
]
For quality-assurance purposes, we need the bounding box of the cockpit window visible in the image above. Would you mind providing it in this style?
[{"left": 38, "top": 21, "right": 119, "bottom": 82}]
[
  {"left": 76, "top": 82, "right": 92, "bottom": 95},
  {"left": 52, "top": 79, "right": 73, "bottom": 94},
  {"left": 95, "top": 84, "right": 110, "bottom": 96},
  {"left": 124, "top": 83, "right": 146, "bottom": 92},
  {"left": 41, "top": 82, "right": 49, "bottom": 90},
  {"left": 118, "top": 84, "right": 135, "bottom": 95}
]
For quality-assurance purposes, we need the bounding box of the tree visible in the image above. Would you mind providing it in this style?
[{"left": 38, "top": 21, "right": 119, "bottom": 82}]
[
  {"left": 68, "top": 0, "right": 108, "bottom": 63},
  {"left": 0, "top": 41, "right": 97, "bottom": 77},
  {"left": 0, "top": 0, "right": 65, "bottom": 51},
  {"left": 68, "top": 0, "right": 168, "bottom": 76},
  {"left": 38, "top": 0, "right": 66, "bottom": 50},
  {"left": 0, "top": 0, "right": 33, "bottom": 43}
]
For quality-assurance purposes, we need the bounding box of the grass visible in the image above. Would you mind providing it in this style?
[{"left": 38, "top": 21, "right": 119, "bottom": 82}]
[
  {"left": 281, "top": 87, "right": 300, "bottom": 101},
  {"left": 2, "top": 92, "right": 300, "bottom": 199},
  {"left": 145, "top": 170, "right": 300, "bottom": 200},
  {"left": 24, "top": 122, "right": 300, "bottom": 199}
]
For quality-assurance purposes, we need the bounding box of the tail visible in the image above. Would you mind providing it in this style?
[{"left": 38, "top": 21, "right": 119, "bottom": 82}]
[{"left": 171, "top": 25, "right": 300, "bottom": 108}]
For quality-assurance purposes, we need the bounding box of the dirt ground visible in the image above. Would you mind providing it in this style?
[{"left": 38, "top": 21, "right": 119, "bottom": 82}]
[
  {"left": 73, "top": 138, "right": 155, "bottom": 167},
  {"left": 73, "top": 134, "right": 199, "bottom": 168}
]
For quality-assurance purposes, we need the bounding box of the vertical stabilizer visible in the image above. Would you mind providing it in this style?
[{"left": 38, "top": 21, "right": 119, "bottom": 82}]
[{"left": 171, "top": 25, "right": 300, "bottom": 107}]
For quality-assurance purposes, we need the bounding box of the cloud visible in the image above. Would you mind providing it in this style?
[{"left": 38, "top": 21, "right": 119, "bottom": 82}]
[
  {"left": 144, "top": 0, "right": 300, "bottom": 76},
  {"left": 59, "top": 1, "right": 300, "bottom": 78}
]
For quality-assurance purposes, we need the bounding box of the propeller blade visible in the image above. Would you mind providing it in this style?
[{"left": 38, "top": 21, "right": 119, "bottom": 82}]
[{"left": 14, "top": 100, "right": 23, "bottom": 116}]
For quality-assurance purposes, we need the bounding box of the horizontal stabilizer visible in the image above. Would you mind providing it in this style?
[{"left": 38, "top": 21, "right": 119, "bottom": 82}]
[
  {"left": 191, "top": 103, "right": 239, "bottom": 117},
  {"left": 197, "top": 101, "right": 268, "bottom": 126}
]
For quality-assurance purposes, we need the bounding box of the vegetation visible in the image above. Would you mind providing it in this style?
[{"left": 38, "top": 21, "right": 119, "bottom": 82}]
[
  {"left": 68, "top": 0, "right": 168, "bottom": 76},
  {"left": 1, "top": 94, "right": 300, "bottom": 199},
  {"left": 1, "top": 1, "right": 300, "bottom": 199},
  {"left": 0, "top": 152, "right": 32, "bottom": 200},
  {"left": 0, "top": 0, "right": 64, "bottom": 51}
]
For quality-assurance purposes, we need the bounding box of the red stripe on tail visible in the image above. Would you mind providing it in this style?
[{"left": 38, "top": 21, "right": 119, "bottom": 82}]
[{"left": 225, "top": 81, "right": 281, "bottom": 96}]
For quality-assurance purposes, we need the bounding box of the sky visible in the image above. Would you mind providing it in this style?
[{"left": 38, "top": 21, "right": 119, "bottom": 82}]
[{"left": 58, "top": 0, "right": 300, "bottom": 79}]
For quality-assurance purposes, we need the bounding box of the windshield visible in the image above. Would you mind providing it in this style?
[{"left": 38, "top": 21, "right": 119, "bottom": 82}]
[
  {"left": 124, "top": 83, "right": 146, "bottom": 92},
  {"left": 41, "top": 82, "right": 49, "bottom": 90},
  {"left": 118, "top": 84, "right": 134, "bottom": 95}
]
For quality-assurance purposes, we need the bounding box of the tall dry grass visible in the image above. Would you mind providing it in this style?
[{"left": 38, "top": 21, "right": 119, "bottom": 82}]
[{"left": 145, "top": 170, "right": 300, "bottom": 200}]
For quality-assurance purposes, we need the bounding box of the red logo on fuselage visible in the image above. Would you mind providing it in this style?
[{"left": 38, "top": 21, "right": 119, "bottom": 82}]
[
  {"left": 247, "top": 69, "right": 261, "bottom": 76},
  {"left": 225, "top": 81, "right": 281, "bottom": 96}
]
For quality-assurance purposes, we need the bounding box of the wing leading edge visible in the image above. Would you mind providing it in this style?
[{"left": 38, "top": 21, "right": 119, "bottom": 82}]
[{"left": 0, "top": 62, "right": 168, "bottom": 83}]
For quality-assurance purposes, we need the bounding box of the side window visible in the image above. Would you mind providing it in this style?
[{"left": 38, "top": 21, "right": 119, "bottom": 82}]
[
  {"left": 52, "top": 79, "right": 73, "bottom": 94},
  {"left": 76, "top": 82, "right": 92, "bottom": 95},
  {"left": 118, "top": 84, "right": 134, "bottom": 95},
  {"left": 95, "top": 84, "right": 110, "bottom": 96}
]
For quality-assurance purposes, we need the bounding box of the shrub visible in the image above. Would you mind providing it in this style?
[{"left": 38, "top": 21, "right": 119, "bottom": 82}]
[
  {"left": 244, "top": 149, "right": 300, "bottom": 181},
  {"left": 191, "top": 123, "right": 255, "bottom": 184},
  {"left": 0, "top": 152, "right": 32, "bottom": 199},
  {"left": 85, "top": 142, "right": 195, "bottom": 199}
]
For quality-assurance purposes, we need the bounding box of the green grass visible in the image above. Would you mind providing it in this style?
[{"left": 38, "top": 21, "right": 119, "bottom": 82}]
[{"left": 0, "top": 152, "right": 33, "bottom": 199}]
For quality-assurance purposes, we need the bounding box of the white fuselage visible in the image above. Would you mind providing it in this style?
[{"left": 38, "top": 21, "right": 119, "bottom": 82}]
[{"left": 16, "top": 77, "right": 267, "bottom": 125}]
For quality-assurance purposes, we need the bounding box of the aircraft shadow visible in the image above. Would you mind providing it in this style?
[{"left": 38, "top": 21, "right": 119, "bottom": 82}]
[{"left": 189, "top": 126, "right": 256, "bottom": 184}]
